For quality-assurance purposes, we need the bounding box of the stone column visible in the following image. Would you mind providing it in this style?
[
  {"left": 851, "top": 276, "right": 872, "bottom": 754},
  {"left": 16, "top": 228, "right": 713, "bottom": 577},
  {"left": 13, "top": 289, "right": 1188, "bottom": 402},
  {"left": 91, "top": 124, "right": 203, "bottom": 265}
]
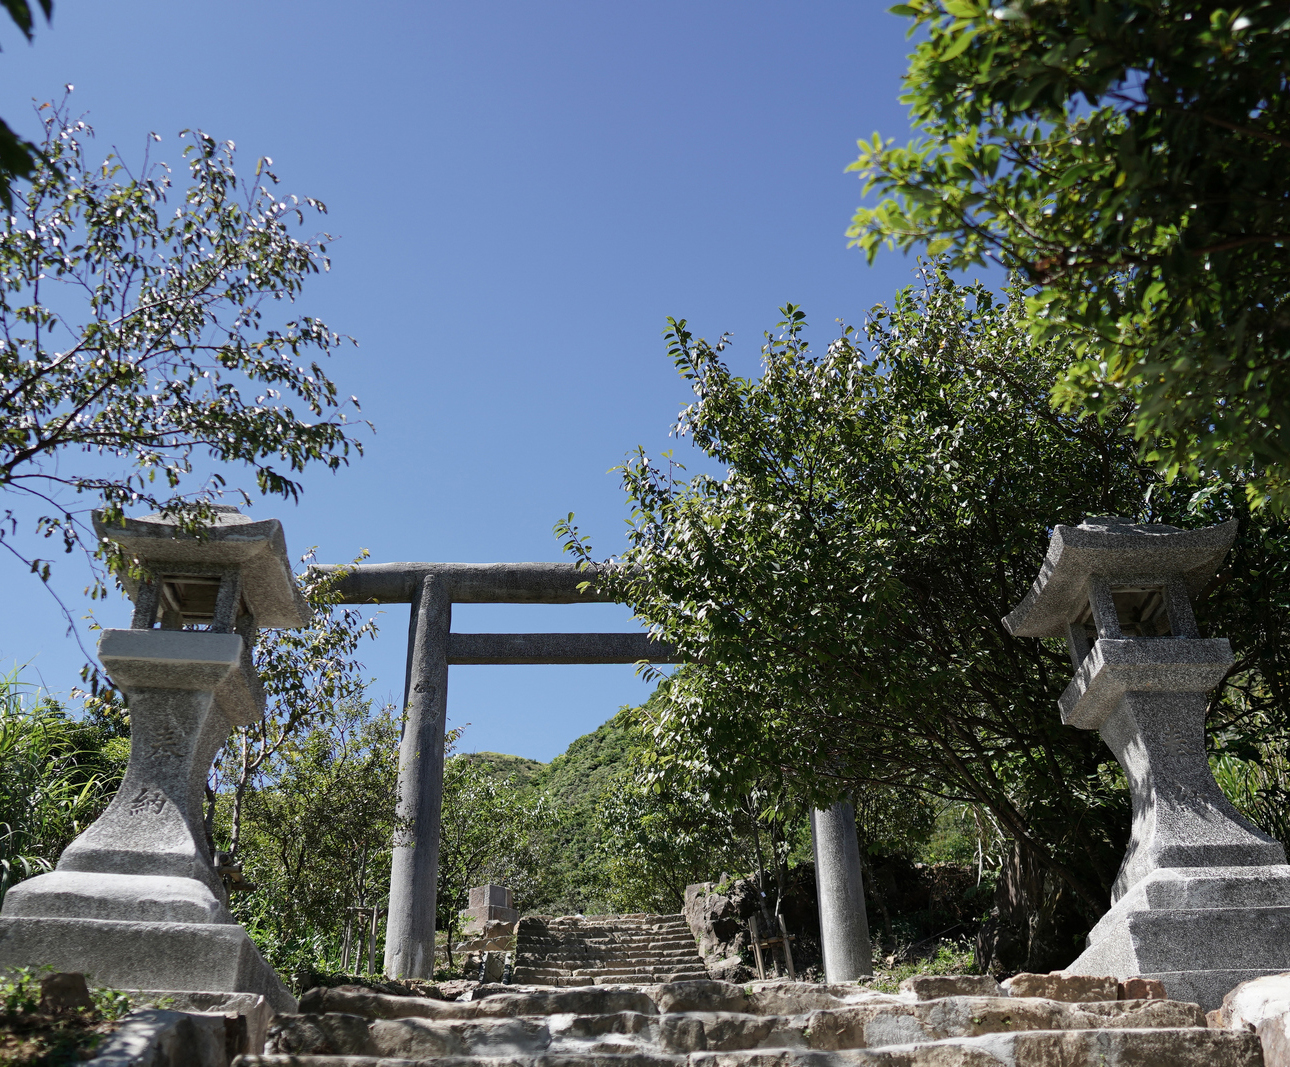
[
  {"left": 384, "top": 574, "right": 452, "bottom": 978},
  {"left": 1099, "top": 689, "right": 1282, "bottom": 900},
  {"left": 49, "top": 629, "right": 241, "bottom": 902},
  {"left": 811, "top": 799, "right": 873, "bottom": 982}
]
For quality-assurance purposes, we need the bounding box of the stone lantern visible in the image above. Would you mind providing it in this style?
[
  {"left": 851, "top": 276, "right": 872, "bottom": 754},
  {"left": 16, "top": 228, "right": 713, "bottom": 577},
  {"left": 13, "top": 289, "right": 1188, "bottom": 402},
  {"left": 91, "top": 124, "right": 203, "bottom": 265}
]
[
  {"left": 0, "top": 506, "right": 306, "bottom": 1009},
  {"left": 1005, "top": 517, "right": 1290, "bottom": 1009}
]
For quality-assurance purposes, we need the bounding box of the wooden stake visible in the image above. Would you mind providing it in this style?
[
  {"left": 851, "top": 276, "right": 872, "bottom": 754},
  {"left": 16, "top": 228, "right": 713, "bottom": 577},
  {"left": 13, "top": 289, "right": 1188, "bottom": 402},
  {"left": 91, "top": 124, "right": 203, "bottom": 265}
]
[
  {"left": 748, "top": 915, "right": 766, "bottom": 980},
  {"left": 368, "top": 906, "right": 381, "bottom": 975},
  {"left": 777, "top": 913, "right": 796, "bottom": 980}
]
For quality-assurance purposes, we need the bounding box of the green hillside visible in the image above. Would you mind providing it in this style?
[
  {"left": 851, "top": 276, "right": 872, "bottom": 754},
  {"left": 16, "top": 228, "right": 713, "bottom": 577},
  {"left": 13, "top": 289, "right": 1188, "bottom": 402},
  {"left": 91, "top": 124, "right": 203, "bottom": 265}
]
[
  {"left": 458, "top": 750, "right": 547, "bottom": 789},
  {"left": 530, "top": 708, "right": 637, "bottom": 914}
]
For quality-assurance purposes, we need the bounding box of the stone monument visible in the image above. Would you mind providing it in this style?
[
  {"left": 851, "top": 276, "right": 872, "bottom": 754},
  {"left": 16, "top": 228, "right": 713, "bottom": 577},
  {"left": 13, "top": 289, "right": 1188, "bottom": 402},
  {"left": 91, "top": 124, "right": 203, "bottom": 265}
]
[
  {"left": 1005, "top": 516, "right": 1290, "bottom": 1009},
  {"left": 460, "top": 884, "right": 518, "bottom": 935},
  {"left": 0, "top": 506, "right": 306, "bottom": 1011}
]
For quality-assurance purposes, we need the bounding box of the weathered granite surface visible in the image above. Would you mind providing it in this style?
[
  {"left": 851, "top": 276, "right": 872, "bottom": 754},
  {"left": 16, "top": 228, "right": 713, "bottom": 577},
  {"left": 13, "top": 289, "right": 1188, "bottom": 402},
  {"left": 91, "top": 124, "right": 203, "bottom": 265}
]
[
  {"left": 0, "top": 507, "right": 300, "bottom": 1012},
  {"left": 1006, "top": 517, "right": 1290, "bottom": 1009},
  {"left": 810, "top": 800, "right": 872, "bottom": 982},
  {"left": 1213, "top": 972, "right": 1290, "bottom": 1067}
]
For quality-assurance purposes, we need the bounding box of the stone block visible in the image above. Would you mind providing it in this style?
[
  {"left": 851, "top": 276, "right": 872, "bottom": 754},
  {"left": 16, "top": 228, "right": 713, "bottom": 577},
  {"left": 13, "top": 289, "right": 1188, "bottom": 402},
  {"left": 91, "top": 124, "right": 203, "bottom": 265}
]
[
  {"left": 83, "top": 1007, "right": 233, "bottom": 1067},
  {"left": 299, "top": 986, "right": 479, "bottom": 1020},
  {"left": 652, "top": 980, "right": 750, "bottom": 1015},
  {"left": 127, "top": 990, "right": 271, "bottom": 1055},
  {"left": 470, "top": 885, "right": 513, "bottom": 910},
  {"left": 0, "top": 915, "right": 295, "bottom": 1013},
  {"left": 1058, "top": 638, "right": 1234, "bottom": 731},
  {"left": 802, "top": 995, "right": 1206, "bottom": 1049},
  {"left": 3, "top": 871, "right": 232, "bottom": 925},
  {"left": 898, "top": 975, "right": 1003, "bottom": 1000},
  {"left": 265, "top": 1012, "right": 375, "bottom": 1056},
  {"left": 475, "top": 988, "right": 658, "bottom": 1018},
  {"left": 1068, "top": 871, "right": 1290, "bottom": 1009},
  {"left": 1001, "top": 971, "right": 1118, "bottom": 1001},
  {"left": 1119, "top": 977, "right": 1167, "bottom": 1000},
  {"left": 39, "top": 971, "right": 93, "bottom": 1012},
  {"left": 460, "top": 904, "right": 520, "bottom": 933},
  {"left": 691, "top": 1027, "right": 1262, "bottom": 1067}
]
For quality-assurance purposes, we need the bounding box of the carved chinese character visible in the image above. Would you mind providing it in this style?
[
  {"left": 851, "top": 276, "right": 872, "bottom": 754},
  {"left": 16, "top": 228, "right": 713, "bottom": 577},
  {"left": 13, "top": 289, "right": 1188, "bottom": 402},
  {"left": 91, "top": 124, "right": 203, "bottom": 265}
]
[{"left": 128, "top": 787, "right": 166, "bottom": 816}]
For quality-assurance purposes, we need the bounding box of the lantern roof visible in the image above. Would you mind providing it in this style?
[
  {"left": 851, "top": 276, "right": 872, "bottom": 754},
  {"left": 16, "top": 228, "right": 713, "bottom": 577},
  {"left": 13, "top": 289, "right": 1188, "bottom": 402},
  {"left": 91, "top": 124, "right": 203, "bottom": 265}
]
[
  {"left": 1003, "top": 517, "right": 1236, "bottom": 639},
  {"left": 94, "top": 506, "right": 309, "bottom": 628}
]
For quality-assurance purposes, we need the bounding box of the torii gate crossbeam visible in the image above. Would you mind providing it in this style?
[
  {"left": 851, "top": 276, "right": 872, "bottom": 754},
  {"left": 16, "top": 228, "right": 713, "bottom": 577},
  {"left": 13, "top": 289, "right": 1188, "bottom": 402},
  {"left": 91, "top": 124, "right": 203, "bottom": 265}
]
[{"left": 313, "top": 561, "right": 678, "bottom": 979}]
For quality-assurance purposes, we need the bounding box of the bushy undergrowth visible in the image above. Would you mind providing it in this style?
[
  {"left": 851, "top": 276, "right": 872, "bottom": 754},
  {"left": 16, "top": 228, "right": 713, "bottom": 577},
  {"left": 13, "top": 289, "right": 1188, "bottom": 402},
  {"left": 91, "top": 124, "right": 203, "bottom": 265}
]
[
  {"left": 862, "top": 938, "right": 979, "bottom": 995},
  {"left": 0, "top": 968, "right": 131, "bottom": 1066}
]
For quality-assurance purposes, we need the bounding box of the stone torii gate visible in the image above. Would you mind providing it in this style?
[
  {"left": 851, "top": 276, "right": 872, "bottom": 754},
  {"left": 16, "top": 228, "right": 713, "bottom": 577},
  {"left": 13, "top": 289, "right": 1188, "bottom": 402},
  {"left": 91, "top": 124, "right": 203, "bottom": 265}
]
[
  {"left": 318, "top": 559, "right": 872, "bottom": 983},
  {"left": 316, "top": 561, "right": 680, "bottom": 979}
]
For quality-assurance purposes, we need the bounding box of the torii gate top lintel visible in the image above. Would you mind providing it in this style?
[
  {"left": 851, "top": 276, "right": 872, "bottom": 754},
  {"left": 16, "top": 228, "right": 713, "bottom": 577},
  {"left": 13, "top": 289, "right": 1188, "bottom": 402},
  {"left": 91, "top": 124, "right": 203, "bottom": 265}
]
[{"left": 312, "top": 561, "right": 614, "bottom": 606}]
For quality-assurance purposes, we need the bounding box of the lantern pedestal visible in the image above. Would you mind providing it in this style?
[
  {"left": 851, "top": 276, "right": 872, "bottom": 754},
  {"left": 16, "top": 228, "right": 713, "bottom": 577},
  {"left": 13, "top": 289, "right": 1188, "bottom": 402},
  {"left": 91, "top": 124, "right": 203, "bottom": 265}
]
[
  {"left": 1068, "top": 864, "right": 1290, "bottom": 1011},
  {"left": 0, "top": 628, "right": 293, "bottom": 1010}
]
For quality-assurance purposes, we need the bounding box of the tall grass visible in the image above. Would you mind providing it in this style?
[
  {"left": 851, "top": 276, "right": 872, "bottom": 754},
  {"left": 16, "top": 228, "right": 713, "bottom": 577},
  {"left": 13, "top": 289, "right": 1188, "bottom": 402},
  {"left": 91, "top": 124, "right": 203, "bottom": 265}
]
[{"left": 0, "top": 669, "right": 119, "bottom": 905}]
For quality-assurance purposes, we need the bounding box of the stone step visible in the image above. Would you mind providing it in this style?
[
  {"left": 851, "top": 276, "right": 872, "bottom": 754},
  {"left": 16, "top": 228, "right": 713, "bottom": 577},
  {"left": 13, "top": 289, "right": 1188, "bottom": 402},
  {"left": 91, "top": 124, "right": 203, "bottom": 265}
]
[
  {"left": 259, "top": 980, "right": 1260, "bottom": 1067},
  {"left": 516, "top": 946, "right": 702, "bottom": 954},
  {"left": 237, "top": 1056, "right": 683, "bottom": 1067},
  {"left": 531, "top": 959, "right": 700, "bottom": 971},
  {"left": 531, "top": 922, "right": 688, "bottom": 931},
  {"left": 516, "top": 949, "right": 699, "bottom": 960},
  {"left": 692, "top": 1029, "right": 1259, "bottom": 1067},
  {"left": 513, "top": 948, "right": 696, "bottom": 959},
  {"left": 285, "top": 989, "right": 1210, "bottom": 1046},
  {"left": 242, "top": 1026, "right": 1259, "bottom": 1067}
]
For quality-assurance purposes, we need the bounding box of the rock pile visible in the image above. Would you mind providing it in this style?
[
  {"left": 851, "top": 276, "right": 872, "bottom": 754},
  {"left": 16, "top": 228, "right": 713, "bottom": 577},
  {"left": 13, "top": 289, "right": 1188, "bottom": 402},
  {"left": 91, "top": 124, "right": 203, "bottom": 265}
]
[
  {"left": 233, "top": 974, "right": 1261, "bottom": 1067},
  {"left": 512, "top": 913, "right": 708, "bottom": 986}
]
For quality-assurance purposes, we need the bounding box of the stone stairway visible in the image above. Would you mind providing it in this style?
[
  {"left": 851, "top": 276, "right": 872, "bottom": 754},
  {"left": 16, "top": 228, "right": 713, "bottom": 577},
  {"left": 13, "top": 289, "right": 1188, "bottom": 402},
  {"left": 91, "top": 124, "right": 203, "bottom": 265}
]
[
  {"left": 232, "top": 977, "right": 1262, "bottom": 1067},
  {"left": 512, "top": 913, "right": 709, "bottom": 986}
]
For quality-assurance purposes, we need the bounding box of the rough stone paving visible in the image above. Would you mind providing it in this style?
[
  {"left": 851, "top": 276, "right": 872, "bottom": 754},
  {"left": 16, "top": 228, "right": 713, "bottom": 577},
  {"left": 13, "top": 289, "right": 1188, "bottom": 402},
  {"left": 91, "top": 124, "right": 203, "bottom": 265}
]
[
  {"left": 512, "top": 914, "right": 709, "bottom": 986},
  {"left": 231, "top": 977, "right": 1262, "bottom": 1067}
]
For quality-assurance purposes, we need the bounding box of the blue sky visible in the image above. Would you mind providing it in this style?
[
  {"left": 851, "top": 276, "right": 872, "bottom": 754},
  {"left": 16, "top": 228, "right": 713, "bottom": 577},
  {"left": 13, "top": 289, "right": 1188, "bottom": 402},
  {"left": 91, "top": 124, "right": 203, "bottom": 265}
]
[{"left": 0, "top": 1, "right": 930, "bottom": 762}]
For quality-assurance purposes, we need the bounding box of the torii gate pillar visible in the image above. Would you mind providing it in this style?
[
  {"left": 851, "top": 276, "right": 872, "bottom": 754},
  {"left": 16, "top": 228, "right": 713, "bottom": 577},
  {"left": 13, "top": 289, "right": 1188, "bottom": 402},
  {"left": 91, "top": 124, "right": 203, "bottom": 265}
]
[{"left": 386, "top": 574, "right": 452, "bottom": 979}]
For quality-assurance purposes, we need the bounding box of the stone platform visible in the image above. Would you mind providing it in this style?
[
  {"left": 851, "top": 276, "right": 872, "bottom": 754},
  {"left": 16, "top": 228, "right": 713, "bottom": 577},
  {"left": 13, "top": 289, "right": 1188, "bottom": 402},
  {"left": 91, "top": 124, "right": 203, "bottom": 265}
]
[
  {"left": 0, "top": 912, "right": 294, "bottom": 1012},
  {"left": 1068, "top": 863, "right": 1290, "bottom": 1010}
]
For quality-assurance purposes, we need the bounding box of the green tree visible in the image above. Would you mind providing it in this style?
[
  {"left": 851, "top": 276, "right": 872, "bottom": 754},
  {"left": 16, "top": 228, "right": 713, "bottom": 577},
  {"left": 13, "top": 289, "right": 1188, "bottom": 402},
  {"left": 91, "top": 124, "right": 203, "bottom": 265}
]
[
  {"left": 437, "top": 732, "right": 554, "bottom": 964},
  {"left": 596, "top": 756, "right": 807, "bottom": 917},
  {"left": 0, "top": 669, "right": 126, "bottom": 905},
  {"left": 0, "top": 95, "right": 363, "bottom": 614},
  {"left": 561, "top": 269, "right": 1290, "bottom": 970},
  {"left": 850, "top": 1, "right": 1290, "bottom": 511},
  {"left": 0, "top": 1, "right": 53, "bottom": 206},
  {"left": 206, "top": 553, "right": 382, "bottom": 975},
  {"left": 213, "top": 553, "right": 379, "bottom": 862},
  {"left": 522, "top": 703, "right": 809, "bottom": 920},
  {"left": 525, "top": 709, "right": 639, "bottom": 915},
  {"left": 220, "top": 700, "right": 401, "bottom": 977}
]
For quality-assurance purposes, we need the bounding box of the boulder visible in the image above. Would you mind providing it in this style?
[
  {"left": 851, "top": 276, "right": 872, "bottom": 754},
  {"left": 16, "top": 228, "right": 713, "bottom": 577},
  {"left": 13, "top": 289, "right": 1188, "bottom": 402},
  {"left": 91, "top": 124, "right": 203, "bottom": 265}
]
[
  {"left": 708, "top": 956, "right": 749, "bottom": 984},
  {"left": 683, "top": 881, "right": 759, "bottom": 967},
  {"left": 39, "top": 971, "right": 93, "bottom": 1013},
  {"left": 1212, "top": 971, "right": 1290, "bottom": 1067}
]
